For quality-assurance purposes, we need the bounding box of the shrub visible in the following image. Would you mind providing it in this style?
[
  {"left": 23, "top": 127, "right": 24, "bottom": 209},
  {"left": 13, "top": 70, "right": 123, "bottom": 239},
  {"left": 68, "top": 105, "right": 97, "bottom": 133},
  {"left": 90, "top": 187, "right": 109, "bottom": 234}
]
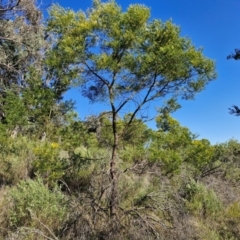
[
  {"left": 33, "top": 142, "right": 67, "bottom": 185},
  {"left": 184, "top": 179, "right": 222, "bottom": 219},
  {"left": 6, "top": 177, "right": 67, "bottom": 238},
  {"left": 0, "top": 137, "right": 36, "bottom": 185}
]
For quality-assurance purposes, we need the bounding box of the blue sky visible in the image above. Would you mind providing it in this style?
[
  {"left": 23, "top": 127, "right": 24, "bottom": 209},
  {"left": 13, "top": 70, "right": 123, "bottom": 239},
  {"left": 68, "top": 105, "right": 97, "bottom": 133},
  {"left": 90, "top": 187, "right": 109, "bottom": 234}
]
[{"left": 51, "top": 0, "right": 240, "bottom": 144}]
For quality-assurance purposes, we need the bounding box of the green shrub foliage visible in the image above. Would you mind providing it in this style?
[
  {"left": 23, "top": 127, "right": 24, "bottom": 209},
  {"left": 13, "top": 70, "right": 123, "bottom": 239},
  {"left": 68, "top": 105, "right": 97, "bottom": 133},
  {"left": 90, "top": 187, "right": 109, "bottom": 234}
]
[{"left": 6, "top": 177, "right": 67, "bottom": 236}]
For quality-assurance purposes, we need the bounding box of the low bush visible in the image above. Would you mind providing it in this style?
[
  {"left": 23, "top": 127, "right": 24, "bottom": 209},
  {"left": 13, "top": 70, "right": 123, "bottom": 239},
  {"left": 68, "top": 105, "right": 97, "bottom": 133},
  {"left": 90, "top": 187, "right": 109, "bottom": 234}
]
[{"left": 5, "top": 177, "right": 67, "bottom": 238}]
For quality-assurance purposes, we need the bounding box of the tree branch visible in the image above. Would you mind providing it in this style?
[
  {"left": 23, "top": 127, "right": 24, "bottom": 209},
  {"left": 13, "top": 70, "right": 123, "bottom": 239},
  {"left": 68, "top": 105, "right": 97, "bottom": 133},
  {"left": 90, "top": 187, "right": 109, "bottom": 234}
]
[
  {"left": 0, "top": 0, "right": 21, "bottom": 12},
  {"left": 126, "top": 74, "right": 158, "bottom": 126},
  {"left": 84, "top": 62, "right": 110, "bottom": 87}
]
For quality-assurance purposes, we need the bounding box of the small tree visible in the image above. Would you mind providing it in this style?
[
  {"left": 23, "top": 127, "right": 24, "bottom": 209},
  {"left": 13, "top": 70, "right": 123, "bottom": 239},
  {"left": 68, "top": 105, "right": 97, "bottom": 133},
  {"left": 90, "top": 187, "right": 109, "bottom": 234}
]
[{"left": 46, "top": 0, "right": 216, "bottom": 220}]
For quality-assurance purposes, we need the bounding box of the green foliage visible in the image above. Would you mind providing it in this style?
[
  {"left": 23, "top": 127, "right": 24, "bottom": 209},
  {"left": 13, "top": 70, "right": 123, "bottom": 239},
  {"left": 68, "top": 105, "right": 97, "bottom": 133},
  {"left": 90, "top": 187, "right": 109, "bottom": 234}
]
[
  {"left": 47, "top": 0, "right": 216, "bottom": 113},
  {"left": 186, "top": 139, "right": 215, "bottom": 169},
  {"left": 0, "top": 0, "right": 73, "bottom": 138},
  {"left": 149, "top": 114, "right": 193, "bottom": 174},
  {"left": 119, "top": 173, "right": 157, "bottom": 209},
  {"left": 6, "top": 177, "right": 67, "bottom": 235},
  {"left": 33, "top": 142, "right": 66, "bottom": 185},
  {"left": 120, "top": 114, "right": 152, "bottom": 148},
  {"left": 226, "top": 201, "right": 240, "bottom": 219},
  {"left": 57, "top": 112, "right": 86, "bottom": 149},
  {"left": 120, "top": 145, "right": 147, "bottom": 164},
  {"left": 197, "top": 224, "right": 222, "bottom": 240},
  {"left": 63, "top": 148, "right": 100, "bottom": 190},
  {"left": 0, "top": 136, "right": 35, "bottom": 185},
  {"left": 96, "top": 113, "right": 114, "bottom": 147},
  {"left": 215, "top": 139, "right": 240, "bottom": 183},
  {"left": 214, "top": 139, "right": 240, "bottom": 163},
  {"left": 0, "top": 0, "right": 46, "bottom": 133},
  {"left": 149, "top": 114, "right": 216, "bottom": 176},
  {"left": 0, "top": 91, "right": 28, "bottom": 129},
  {"left": 184, "top": 179, "right": 222, "bottom": 219},
  {"left": 0, "top": 0, "right": 44, "bottom": 87}
]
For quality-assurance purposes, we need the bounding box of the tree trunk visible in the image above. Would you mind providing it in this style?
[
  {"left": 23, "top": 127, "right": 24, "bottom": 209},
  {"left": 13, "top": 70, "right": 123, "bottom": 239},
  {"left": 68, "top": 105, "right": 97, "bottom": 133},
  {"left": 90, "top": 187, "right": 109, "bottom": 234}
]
[{"left": 109, "top": 111, "right": 118, "bottom": 219}]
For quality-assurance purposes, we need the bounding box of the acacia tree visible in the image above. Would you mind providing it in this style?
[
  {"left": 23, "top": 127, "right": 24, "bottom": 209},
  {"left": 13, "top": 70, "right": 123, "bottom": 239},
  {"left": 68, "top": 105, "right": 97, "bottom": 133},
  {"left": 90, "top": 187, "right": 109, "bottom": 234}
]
[{"left": 46, "top": 0, "right": 216, "bottom": 219}]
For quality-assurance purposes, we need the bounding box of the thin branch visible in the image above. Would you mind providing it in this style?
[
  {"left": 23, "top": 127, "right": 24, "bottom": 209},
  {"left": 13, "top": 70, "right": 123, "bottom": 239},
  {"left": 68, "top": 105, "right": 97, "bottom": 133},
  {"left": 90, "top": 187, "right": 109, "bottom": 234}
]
[
  {"left": 115, "top": 92, "right": 135, "bottom": 113},
  {"left": 127, "top": 209, "right": 158, "bottom": 235},
  {"left": 0, "top": 0, "right": 21, "bottom": 12},
  {"left": 84, "top": 62, "right": 110, "bottom": 87},
  {"left": 36, "top": 224, "right": 58, "bottom": 240},
  {"left": 19, "top": 227, "right": 57, "bottom": 240},
  {"left": 0, "top": 36, "right": 21, "bottom": 43},
  {"left": 58, "top": 178, "right": 71, "bottom": 194},
  {"left": 123, "top": 161, "right": 149, "bottom": 174},
  {"left": 98, "top": 185, "right": 110, "bottom": 201},
  {"left": 200, "top": 163, "right": 222, "bottom": 178},
  {"left": 0, "top": 62, "right": 21, "bottom": 73},
  {"left": 126, "top": 74, "right": 158, "bottom": 126}
]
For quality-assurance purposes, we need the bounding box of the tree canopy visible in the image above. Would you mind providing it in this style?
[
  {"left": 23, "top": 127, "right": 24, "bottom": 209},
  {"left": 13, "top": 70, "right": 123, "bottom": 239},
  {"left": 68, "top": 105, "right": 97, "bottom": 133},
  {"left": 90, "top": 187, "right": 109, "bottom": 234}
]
[{"left": 47, "top": 1, "right": 216, "bottom": 113}]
